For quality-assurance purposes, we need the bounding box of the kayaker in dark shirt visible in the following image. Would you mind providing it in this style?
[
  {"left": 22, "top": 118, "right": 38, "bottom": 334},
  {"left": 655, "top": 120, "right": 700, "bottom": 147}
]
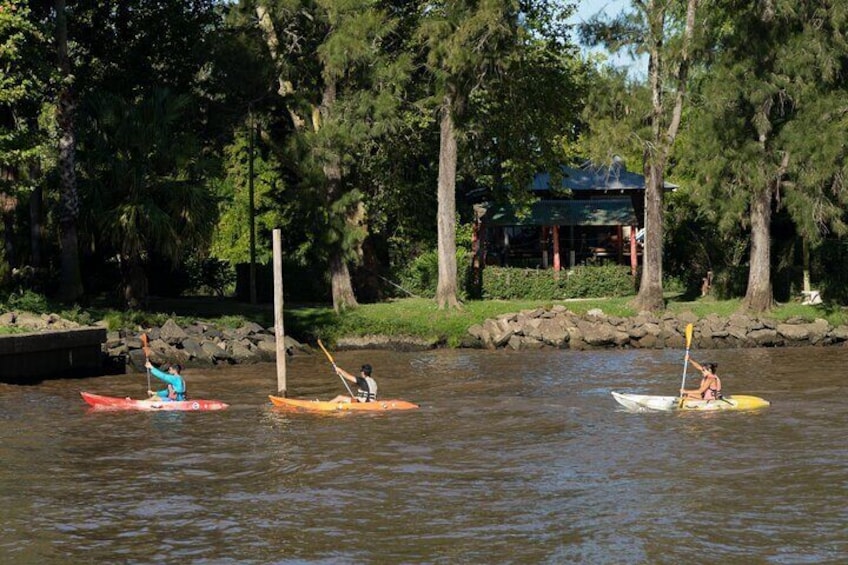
[
  {"left": 681, "top": 355, "right": 722, "bottom": 400},
  {"left": 329, "top": 363, "right": 378, "bottom": 403},
  {"left": 145, "top": 360, "right": 187, "bottom": 401}
]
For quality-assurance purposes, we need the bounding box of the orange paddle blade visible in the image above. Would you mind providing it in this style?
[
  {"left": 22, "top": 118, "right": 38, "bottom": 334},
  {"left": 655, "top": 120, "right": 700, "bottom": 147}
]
[
  {"left": 317, "top": 339, "right": 335, "bottom": 365},
  {"left": 141, "top": 333, "right": 151, "bottom": 358}
]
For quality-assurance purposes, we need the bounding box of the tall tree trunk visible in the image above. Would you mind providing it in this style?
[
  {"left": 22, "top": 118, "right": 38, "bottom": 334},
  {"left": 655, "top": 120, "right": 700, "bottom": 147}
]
[
  {"left": 123, "top": 256, "right": 148, "bottom": 309},
  {"left": 330, "top": 253, "right": 357, "bottom": 312},
  {"left": 634, "top": 160, "right": 665, "bottom": 311},
  {"left": 321, "top": 80, "right": 358, "bottom": 312},
  {"left": 0, "top": 174, "right": 16, "bottom": 274},
  {"left": 55, "top": 0, "right": 83, "bottom": 303},
  {"left": 631, "top": 0, "right": 697, "bottom": 312},
  {"left": 29, "top": 184, "right": 42, "bottom": 268},
  {"left": 743, "top": 186, "right": 773, "bottom": 312},
  {"left": 255, "top": 4, "right": 307, "bottom": 129},
  {"left": 436, "top": 98, "right": 461, "bottom": 310}
]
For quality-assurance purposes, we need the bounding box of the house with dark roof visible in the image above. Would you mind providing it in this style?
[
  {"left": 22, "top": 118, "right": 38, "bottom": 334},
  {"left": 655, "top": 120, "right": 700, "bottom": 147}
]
[{"left": 472, "top": 160, "right": 676, "bottom": 275}]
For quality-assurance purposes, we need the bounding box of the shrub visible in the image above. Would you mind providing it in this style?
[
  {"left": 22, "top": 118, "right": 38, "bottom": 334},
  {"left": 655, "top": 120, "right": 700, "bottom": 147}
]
[
  {"left": 398, "top": 249, "right": 473, "bottom": 300},
  {"left": 480, "top": 265, "right": 635, "bottom": 300},
  {"left": 398, "top": 250, "right": 440, "bottom": 298},
  {"left": 6, "top": 290, "right": 51, "bottom": 314},
  {"left": 563, "top": 264, "right": 636, "bottom": 298}
]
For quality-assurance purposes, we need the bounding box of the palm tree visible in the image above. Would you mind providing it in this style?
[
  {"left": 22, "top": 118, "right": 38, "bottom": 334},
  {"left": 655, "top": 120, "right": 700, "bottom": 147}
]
[{"left": 80, "top": 89, "right": 216, "bottom": 307}]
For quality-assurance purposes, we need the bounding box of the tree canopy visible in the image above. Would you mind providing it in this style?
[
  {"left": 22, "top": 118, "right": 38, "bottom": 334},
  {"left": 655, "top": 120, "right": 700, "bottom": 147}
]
[{"left": 1, "top": 0, "right": 847, "bottom": 314}]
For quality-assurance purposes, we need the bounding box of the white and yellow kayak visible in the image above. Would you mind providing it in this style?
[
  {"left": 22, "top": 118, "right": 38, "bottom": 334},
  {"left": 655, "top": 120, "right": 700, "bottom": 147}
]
[{"left": 611, "top": 391, "right": 770, "bottom": 412}]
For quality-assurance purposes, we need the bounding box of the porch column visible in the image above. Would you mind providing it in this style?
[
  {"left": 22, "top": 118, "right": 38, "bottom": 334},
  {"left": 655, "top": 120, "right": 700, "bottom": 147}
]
[
  {"left": 630, "top": 224, "right": 638, "bottom": 276},
  {"left": 541, "top": 226, "right": 549, "bottom": 269},
  {"left": 552, "top": 225, "right": 561, "bottom": 273}
]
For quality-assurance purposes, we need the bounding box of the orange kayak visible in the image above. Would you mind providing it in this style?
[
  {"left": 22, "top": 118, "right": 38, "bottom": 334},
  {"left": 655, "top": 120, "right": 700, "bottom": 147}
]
[
  {"left": 268, "top": 395, "right": 419, "bottom": 412},
  {"left": 81, "top": 392, "right": 228, "bottom": 411}
]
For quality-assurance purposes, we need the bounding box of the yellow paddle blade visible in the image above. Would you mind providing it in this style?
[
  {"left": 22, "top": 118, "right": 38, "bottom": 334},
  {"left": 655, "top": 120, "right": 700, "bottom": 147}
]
[{"left": 685, "top": 323, "right": 693, "bottom": 349}]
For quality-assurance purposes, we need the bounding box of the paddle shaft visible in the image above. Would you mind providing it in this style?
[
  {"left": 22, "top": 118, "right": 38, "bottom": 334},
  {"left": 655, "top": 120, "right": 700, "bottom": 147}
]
[
  {"left": 141, "top": 333, "right": 152, "bottom": 392},
  {"left": 679, "top": 324, "right": 694, "bottom": 407},
  {"left": 317, "top": 339, "right": 356, "bottom": 398}
]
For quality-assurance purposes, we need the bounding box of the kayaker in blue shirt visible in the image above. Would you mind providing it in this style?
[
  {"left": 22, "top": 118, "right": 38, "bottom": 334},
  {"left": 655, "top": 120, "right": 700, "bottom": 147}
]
[
  {"left": 145, "top": 360, "right": 187, "bottom": 401},
  {"left": 328, "top": 363, "right": 378, "bottom": 403}
]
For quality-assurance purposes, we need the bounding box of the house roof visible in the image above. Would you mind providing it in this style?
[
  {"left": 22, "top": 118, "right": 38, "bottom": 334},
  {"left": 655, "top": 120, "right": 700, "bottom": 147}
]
[
  {"left": 531, "top": 163, "right": 678, "bottom": 192},
  {"left": 478, "top": 198, "right": 638, "bottom": 227}
]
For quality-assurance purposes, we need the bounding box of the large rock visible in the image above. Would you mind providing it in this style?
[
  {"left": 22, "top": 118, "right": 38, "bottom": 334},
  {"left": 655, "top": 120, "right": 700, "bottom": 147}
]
[{"left": 159, "top": 319, "right": 189, "bottom": 345}]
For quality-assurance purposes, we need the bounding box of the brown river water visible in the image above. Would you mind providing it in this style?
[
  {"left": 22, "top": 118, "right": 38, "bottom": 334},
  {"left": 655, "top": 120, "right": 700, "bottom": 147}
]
[{"left": 1, "top": 346, "right": 847, "bottom": 564}]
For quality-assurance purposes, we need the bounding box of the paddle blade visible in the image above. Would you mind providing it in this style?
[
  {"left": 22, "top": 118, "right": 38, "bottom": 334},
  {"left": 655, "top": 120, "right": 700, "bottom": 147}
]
[
  {"left": 317, "top": 339, "right": 335, "bottom": 365},
  {"left": 141, "top": 333, "right": 151, "bottom": 359},
  {"left": 685, "top": 323, "right": 693, "bottom": 349}
]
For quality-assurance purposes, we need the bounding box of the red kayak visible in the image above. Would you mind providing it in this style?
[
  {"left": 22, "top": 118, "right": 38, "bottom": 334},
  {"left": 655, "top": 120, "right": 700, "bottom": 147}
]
[{"left": 81, "top": 392, "right": 228, "bottom": 412}]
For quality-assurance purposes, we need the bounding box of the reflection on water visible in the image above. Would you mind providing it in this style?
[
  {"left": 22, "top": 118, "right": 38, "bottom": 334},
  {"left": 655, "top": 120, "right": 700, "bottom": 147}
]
[{"left": 2, "top": 346, "right": 848, "bottom": 563}]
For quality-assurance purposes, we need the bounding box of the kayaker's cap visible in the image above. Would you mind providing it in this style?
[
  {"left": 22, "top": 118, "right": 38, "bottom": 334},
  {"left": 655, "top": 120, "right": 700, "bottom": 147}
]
[{"left": 361, "top": 364, "right": 372, "bottom": 376}]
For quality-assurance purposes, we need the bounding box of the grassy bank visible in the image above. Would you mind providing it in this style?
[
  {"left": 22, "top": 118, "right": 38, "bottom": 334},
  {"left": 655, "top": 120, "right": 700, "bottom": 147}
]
[{"left": 5, "top": 294, "right": 845, "bottom": 347}]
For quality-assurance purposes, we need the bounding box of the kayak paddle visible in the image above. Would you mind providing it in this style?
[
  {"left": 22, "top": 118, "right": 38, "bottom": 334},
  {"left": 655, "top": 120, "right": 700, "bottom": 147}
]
[
  {"left": 317, "top": 339, "right": 355, "bottom": 399},
  {"left": 141, "top": 333, "right": 152, "bottom": 393},
  {"left": 678, "top": 323, "right": 694, "bottom": 408}
]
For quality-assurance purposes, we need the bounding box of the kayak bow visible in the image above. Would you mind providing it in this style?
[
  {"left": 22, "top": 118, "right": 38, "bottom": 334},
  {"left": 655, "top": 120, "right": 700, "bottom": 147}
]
[
  {"left": 612, "top": 391, "right": 770, "bottom": 412},
  {"left": 81, "top": 392, "right": 228, "bottom": 412},
  {"left": 269, "top": 395, "right": 419, "bottom": 412}
]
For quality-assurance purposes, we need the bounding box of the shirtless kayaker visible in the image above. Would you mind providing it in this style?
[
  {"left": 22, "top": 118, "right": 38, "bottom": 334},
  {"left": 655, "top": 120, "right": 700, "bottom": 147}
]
[{"left": 680, "top": 354, "right": 722, "bottom": 400}]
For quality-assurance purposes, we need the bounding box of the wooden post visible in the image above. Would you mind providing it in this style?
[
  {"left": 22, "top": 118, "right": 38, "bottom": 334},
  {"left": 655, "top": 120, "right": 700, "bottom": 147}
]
[{"left": 273, "top": 229, "right": 286, "bottom": 395}]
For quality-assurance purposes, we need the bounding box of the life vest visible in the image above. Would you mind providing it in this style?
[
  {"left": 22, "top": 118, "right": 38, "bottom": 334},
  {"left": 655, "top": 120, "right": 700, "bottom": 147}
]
[
  {"left": 355, "top": 376, "right": 378, "bottom": 402},
  {"left": 167, "top": 382, "right": 187, "bottom": 401}
]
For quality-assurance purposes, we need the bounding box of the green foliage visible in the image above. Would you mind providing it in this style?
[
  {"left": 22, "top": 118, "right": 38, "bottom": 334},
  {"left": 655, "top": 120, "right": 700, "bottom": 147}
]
[
  {"left": 398, "top": 250, "right": 440, "bottom": 297},
  {"left": 5, "top": 289, "right": 50, "bottom": 313},
  {"left": 572, "top": 66, "right": 647, "bottom": 169},
  {"left": 79, "top": 88, "right": 217, "bottom": 305},
  {"left": 480, "top": 265, "right": 636, "bottom": 300},
  {"left": 480, "top": 267, "right": 564, "bottom": 300},
  {"left": 0, "top": 1, "right": 50, "bottom": 199},
  {"left": 564, "top": 265, "right": 637, "bottom": 298},
  {"left": 57, "top": 305, "right": 93, "bottom": 326},
  {"left": 185, "top": 256, "right": 235, "bottom": 297},
  {"left": 397, "top": 248, "right": 473, "bottom": 300},
  {"left": 211, "top": 122, "right": 287, "bottom": 266}
]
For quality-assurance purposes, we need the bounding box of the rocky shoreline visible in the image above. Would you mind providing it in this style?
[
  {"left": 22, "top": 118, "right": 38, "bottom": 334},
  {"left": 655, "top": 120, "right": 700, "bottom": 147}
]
[
  {"left": 4, "top": 306, "right": 847, "bottom": 373},
  {"left": 466, "top": 306, "right": 848, "bottom": 350},
  {"left": 119, "top": 307, "right": 848, "bottom": 370}
]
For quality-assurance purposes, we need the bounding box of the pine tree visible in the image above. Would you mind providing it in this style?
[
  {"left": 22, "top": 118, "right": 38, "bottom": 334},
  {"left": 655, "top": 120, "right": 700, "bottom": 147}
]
[{"left": 683, "top": 1, "right": 848, "bottom": 312}]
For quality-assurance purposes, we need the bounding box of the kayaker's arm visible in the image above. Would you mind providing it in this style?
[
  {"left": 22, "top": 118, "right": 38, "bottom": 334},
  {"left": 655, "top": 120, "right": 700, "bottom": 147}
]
[
  {"left": 334, "top": 364, "right": 357, "bottom": 385},
  {"left": 686, "top": 354, "right": 704, "bottom": 372},
  {"left": 147, "top": 364, "right": 184, "bottom": 391}
]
